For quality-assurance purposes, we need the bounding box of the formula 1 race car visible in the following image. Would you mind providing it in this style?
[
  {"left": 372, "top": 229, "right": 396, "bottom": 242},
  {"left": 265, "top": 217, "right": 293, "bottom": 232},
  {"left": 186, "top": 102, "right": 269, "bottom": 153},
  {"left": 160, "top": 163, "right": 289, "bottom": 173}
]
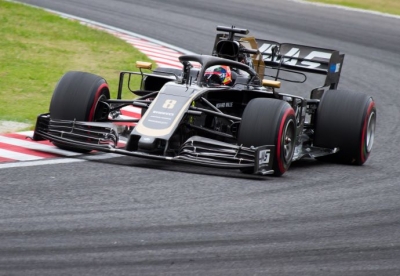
[{"left": 33, "top": 26, "right": 376, "bottom": 176}]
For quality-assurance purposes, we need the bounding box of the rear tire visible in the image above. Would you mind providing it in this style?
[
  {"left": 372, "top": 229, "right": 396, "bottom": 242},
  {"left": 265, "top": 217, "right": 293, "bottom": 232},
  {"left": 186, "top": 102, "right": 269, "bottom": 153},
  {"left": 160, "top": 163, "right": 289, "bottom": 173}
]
[
  {"left": 238, "top": 98, "right": 296, "bottom": 176},
  {"left": 313, "top": 89, "right": 376, "bottom": 165},
  {"left": 49, "top": 71, "right": 110, "bottom": 152}
]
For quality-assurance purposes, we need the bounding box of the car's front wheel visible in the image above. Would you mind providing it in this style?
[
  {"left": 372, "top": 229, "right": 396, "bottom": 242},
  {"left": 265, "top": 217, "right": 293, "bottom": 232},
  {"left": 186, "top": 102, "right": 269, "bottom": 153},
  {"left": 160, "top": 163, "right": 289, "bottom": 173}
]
[
  {"left": 49, "top": 71, "right": 110, "bottom": 152},
  {"left": 238, "top": 98, "right": 296, "bottom": 176}
]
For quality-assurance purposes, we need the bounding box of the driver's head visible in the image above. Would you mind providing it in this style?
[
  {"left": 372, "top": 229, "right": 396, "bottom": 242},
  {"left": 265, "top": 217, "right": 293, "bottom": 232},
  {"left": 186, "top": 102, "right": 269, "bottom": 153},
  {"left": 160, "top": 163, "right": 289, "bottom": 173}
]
[{"left": 204, "top": 65, "right": 233, "bottom": 86}]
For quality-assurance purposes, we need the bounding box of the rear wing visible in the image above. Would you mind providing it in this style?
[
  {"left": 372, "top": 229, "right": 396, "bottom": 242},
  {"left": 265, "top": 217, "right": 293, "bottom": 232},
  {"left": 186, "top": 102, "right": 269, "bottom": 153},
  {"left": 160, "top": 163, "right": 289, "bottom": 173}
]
[
  {"left": 212, "top": 27, "right": 345, "bottom": 89},
  {"left": 255, "top": 39, "right": 345, "bottom": 89}
]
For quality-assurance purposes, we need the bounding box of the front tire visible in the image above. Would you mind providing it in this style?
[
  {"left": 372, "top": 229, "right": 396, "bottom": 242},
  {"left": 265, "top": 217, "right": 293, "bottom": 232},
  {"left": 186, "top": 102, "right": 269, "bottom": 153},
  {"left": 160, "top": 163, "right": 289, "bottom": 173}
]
[
  {"left": 313, "top": 89, "right": 376, "bottom": 165},
  {"left": 238, "top": 98, "right": 296, "bottom": 176},
  {"left": 49, "top": 71, "right": 110, "bottom": 152}
]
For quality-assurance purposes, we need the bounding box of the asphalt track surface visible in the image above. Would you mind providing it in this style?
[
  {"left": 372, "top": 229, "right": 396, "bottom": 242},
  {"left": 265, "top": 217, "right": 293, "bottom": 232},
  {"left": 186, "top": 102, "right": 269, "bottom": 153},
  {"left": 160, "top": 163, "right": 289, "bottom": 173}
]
[{"left": 2, "top": 0, "right": 400, "bottom": 275}]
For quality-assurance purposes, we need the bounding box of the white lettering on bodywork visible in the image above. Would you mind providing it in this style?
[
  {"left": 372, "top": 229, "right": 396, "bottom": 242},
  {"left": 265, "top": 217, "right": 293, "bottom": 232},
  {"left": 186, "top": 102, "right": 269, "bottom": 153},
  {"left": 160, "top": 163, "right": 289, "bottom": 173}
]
[{"left": 153, "top": 111, "right": 174, "bottom": 116}]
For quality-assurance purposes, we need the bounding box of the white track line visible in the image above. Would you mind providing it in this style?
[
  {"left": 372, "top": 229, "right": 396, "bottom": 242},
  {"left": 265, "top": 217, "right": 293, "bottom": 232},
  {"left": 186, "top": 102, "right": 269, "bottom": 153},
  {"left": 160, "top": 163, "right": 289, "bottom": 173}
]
[
  {"left": 0, "top": 149, "right": 45, "bottom": 161},
  {"left": 0, "top": 135, "right": 82, "bottom": 156}
]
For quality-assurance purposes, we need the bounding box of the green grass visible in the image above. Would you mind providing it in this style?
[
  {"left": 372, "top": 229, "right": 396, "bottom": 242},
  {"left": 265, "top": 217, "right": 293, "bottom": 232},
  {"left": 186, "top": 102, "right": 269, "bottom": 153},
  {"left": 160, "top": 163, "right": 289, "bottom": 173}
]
[
  {"left": 308, "top": 0, "right": 400, "bottom": 15},
  {"left": 0, "top": 0, "right": 153, "bottom": 126}
]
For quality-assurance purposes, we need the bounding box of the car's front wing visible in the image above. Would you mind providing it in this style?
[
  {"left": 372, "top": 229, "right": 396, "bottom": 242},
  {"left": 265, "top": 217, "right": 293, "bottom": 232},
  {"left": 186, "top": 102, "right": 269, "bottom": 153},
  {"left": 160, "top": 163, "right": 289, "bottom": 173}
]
[{"left": 33, "top": 114, "right": 276, "bottom": 175}]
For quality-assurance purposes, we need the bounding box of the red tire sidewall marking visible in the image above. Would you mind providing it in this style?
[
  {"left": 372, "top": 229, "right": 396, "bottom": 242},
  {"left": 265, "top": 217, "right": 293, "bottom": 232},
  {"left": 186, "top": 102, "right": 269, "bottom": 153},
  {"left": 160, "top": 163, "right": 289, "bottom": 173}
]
[
  {"left": 360, "top": 100, "right": 375, "bottom": 163},
  {"left": 88, "top": 83, "right": 109, "bottom": 121},
  {"left": 276, "top": 107, "right": 295, "bottom": 174}
]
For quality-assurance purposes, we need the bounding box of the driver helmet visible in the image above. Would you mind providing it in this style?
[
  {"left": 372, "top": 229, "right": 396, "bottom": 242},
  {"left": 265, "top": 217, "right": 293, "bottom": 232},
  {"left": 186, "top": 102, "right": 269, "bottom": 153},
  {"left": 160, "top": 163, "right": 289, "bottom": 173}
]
[{"left": 204, "top": 65, "right": 233, "bottom": 86}]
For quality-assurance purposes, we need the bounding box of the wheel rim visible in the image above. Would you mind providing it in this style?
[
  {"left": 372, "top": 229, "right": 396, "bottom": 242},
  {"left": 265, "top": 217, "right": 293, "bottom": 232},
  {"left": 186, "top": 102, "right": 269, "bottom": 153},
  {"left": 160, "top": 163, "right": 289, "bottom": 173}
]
[
  {"left": 92, "top": 93, "right": 109, "bottom": 121},
  {"left": 366, "top": 111, "right": 376, "bottom": 153},
  {"left": 283, "top": 119, "right": 295, "bottom": 162}
]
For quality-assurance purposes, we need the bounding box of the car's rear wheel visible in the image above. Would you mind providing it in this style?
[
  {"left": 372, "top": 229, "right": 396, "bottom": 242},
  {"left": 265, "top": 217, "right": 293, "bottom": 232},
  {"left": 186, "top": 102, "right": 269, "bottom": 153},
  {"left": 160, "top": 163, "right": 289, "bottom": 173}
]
[
  {"left": 313, "top": 89, "right": 376, "bottom": 165},
  {"left": 238, "top": 98, "right": 296, "bottom": 176},
  {"left": 49, "top": 71, "right": 110, "bottom": 152}
]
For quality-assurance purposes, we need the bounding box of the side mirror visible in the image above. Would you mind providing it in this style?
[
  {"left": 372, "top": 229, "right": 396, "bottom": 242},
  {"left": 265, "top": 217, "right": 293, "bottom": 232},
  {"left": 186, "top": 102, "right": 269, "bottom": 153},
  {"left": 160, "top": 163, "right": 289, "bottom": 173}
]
[
  {"left": 136, "top": 61, "right": 152, "bottom": 70},
  {"left": 262, "top": 79, "right": 281, "bottom": 88}
]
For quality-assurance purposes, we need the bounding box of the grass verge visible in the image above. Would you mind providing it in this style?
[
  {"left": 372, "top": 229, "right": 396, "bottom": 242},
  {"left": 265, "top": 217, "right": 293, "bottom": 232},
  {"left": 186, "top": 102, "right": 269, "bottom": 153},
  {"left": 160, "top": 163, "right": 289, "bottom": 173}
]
[
  {"left": 308, "top": 0, "right": 400, "bottom": 15},
  {"left": 0, "top": 0, "right": 153, "bottom": 127}
]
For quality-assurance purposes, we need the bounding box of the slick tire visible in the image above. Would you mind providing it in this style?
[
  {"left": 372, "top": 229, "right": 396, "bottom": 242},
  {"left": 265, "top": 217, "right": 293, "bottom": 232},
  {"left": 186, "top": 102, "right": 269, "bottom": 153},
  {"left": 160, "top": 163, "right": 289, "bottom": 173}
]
[
  {"left": 238, "top": 98, "right": 296, "bottom": 176},
  {"left": 313, "top": 89, "right": 376, "bottom": 165},
  {"left": 49, "top": 71, "right": 110, "bottom": 152}
]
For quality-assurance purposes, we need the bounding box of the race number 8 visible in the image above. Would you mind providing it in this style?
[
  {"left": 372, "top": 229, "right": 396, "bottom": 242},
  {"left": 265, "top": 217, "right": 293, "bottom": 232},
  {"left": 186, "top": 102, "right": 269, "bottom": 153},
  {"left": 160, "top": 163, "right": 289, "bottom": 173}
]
[{"left": 163, "top": 99, "right": 177, "bottom": 109}]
